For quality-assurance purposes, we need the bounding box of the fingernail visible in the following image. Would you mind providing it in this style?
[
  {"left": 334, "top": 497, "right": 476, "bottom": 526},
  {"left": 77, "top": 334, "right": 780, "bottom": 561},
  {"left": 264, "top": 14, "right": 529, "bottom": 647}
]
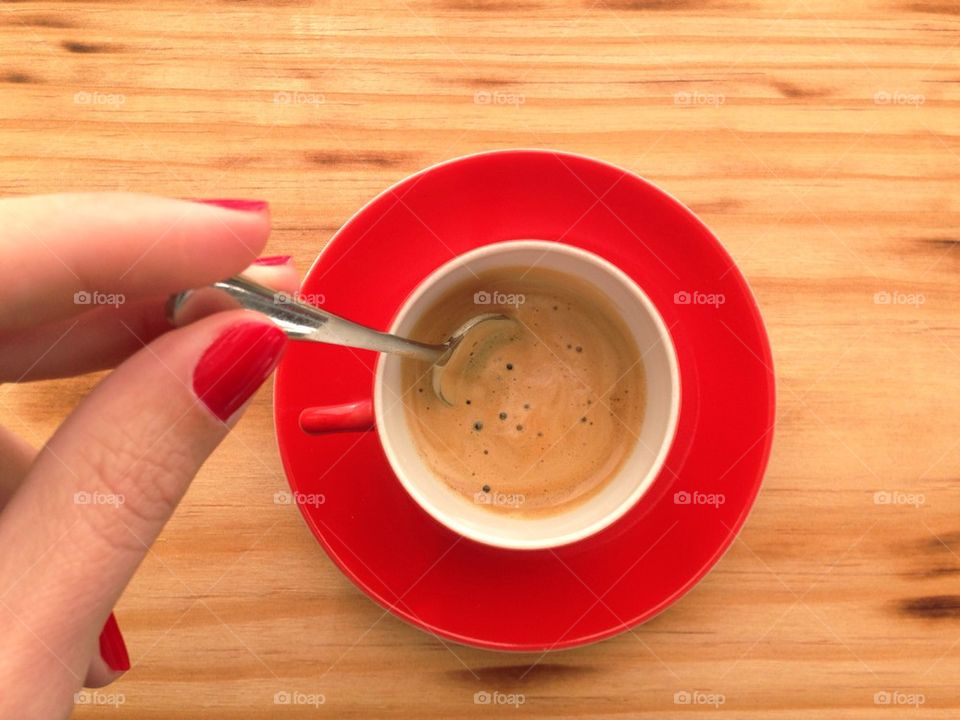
[
  {"left": 252, "top": 254, "right": 292, "bottom": 266},
  {"left": 99, "top": 612, "right": 130, "bottom": 672},
  {"left": 191, "top": 199, "right": 269, "bottom": 213},
  {"left": 193, "top": 322, "right": 286, "bottom": 422}
]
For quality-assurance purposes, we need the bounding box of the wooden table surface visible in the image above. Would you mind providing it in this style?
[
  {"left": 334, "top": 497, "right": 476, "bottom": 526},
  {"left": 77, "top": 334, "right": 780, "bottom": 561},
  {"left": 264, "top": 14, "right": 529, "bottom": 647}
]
[{"left": 2, "top": 1, "right": 959, "bottom": 717}]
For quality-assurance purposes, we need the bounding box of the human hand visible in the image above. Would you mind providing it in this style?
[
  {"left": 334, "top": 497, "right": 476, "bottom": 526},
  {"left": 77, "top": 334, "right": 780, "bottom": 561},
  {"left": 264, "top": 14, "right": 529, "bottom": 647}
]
[{"left": 0, "top": 194, "right": 297, "bottom": 718}]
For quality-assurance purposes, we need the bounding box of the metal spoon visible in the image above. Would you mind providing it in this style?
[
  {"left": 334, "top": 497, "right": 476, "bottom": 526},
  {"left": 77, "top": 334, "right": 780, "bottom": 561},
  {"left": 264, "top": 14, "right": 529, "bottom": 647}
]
[{"left": 166, "top": 275, "right": 513, "bottom": 403}]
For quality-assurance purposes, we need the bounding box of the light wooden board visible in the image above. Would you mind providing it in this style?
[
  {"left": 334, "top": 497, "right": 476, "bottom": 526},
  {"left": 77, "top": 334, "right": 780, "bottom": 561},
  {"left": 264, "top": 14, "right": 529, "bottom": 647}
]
[{"left": 1, "top": 0, "right": 959, "bottom": 717}]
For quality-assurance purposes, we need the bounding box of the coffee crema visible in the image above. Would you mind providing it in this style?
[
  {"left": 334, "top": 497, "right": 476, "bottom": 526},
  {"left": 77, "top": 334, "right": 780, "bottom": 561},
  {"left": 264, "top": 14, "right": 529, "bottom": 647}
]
[{"left": 400, "top": 266, "right": 645, "bottom": 516}]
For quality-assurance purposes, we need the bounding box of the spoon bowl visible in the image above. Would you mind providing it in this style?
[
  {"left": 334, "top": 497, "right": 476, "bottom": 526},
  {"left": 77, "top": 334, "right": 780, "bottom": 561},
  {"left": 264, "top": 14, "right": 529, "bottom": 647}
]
[{"left": 429, "top": 313, "right": 516, "bottom": 403}]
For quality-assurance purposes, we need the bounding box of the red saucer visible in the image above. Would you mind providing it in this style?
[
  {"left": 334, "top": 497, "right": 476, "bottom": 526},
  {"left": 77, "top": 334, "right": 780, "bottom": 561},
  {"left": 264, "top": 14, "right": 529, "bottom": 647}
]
[{"left": 273, "top": 150, "right": 775, "bottom": 651}]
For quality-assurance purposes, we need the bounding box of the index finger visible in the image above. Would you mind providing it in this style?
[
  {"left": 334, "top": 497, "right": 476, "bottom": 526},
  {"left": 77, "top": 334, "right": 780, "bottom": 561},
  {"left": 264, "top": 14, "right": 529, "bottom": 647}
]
[{"left": 0, "top": 193, "right": 271, "bottom": 332}]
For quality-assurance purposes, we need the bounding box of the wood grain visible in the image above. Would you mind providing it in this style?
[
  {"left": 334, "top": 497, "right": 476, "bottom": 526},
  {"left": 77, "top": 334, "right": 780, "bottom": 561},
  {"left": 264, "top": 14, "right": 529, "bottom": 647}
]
[{"left": 1, "top": 0, "right": 959, "bottom": 716}]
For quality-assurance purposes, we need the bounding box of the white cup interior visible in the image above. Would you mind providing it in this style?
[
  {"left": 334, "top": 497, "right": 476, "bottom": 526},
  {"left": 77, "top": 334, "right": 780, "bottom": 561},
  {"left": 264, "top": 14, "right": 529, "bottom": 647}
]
[{"left": 375, "top": 241, "right": 679, "bottom": 550}]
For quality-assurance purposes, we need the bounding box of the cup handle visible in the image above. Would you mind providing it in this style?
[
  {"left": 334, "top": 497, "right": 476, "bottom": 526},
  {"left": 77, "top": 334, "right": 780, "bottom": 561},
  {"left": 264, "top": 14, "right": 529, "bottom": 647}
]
[{"left": 299, "top": 400, "right": 375, "bottom": 434}]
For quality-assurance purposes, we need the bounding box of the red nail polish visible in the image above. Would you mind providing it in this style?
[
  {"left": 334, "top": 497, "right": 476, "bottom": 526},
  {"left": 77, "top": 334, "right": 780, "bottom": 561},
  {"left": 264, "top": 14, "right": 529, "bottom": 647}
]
[
  {"left": 192, "top": 199, "right": 269, "bottom": 213},
  {"left": 99, "top": 612, "right": 130, "bottom": 672},
  {"left": 252, "top": 255, "right": 292, "bottom": 266},
  {"left": 193, "top": 322, "right": 286, "bottom": 421}
]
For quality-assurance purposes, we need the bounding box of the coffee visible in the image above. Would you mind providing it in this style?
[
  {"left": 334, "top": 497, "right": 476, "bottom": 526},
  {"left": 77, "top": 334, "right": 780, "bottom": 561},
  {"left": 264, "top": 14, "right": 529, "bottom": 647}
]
[{"left": 400, "top": 266, "right": 645, "bottom": 516}]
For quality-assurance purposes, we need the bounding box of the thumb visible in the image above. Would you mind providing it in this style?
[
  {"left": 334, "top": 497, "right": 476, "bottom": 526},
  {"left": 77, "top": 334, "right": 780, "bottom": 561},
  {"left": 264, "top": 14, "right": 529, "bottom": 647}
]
[{"left": 0, "top": 310, "right": 285, "bottom": 715}]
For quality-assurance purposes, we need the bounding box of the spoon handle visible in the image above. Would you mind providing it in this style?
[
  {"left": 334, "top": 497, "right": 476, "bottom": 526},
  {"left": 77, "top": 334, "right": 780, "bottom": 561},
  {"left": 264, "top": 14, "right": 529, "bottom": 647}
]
[{"left": 167, "top": 275, "right": 443, "bottom": 362}]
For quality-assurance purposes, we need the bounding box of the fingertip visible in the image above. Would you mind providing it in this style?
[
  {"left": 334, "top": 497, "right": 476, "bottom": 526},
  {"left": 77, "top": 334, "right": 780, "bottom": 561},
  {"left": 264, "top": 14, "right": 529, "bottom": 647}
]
[
  {"left": 188, "top": 199, "right": 269, "bottom": 214},
  {"left": 84, "top": 660, "right": 126, "bottom": 689},
  {"left": 251, "top": 254, "right": 290, "bottom": 266},
  {"left": 191, "top": 317, "right": 287, "bottom": 424},
  {"left": 98, "top": 613, "right": 130, "bottom": 673},
  {"left": 240, "top": 256, "right": 301, "bottom": 296},
  {"left": 173, "top": 196, "right": 272, "bottom": 266}
]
